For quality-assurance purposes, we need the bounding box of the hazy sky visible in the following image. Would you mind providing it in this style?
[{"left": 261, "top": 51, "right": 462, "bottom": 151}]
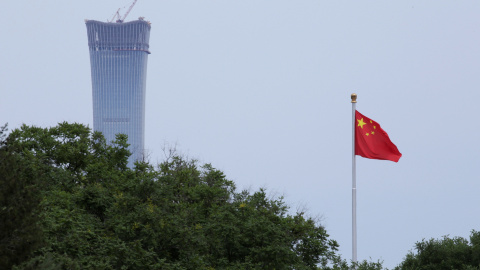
[{"left": 1, "top": 1, "right": 480, "bottom": 268}]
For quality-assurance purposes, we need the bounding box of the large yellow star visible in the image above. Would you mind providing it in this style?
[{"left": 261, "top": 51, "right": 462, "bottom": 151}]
[{"left": 357, "top": 118, "right": 366, "bottom": 129}]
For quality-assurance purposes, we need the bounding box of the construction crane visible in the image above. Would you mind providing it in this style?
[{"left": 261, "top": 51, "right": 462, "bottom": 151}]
[
  {"left": 121, "top": 0, "right": 138, "bottom": 22},
  {"left": 109, "top": 0, "right": 138, "bottom": 23},
  {"left": 109, "top": 8, "right": 121, "bottom": 22}
]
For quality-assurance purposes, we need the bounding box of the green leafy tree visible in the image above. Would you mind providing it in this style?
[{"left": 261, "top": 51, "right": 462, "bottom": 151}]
[
  {"left": 0, "top": 124, "right": 44, "bottom": 269},
  {"left": 323, "top": 256, "right": 385, "bottom": 270},
  {"left": 395, "top": 231, "right": 480, "bottom": 270},
  {"left": 2, "top": 122, "right": 353, "bottom": 269}
]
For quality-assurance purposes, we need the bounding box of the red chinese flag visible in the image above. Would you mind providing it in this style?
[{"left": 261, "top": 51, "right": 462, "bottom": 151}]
[{"left": 355, "top": 110, "right": 402, "bottom": 162}]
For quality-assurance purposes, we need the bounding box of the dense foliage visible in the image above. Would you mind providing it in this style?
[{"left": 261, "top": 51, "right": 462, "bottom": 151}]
[
  {"left": 0, "top": 123, "right": 348, "bottom": 269},
  {"left": 0, "top": 124, "right": 44, "bottom": 268},
  {"left": 395, "top": 231, "right": 480, "bottom": 270}
]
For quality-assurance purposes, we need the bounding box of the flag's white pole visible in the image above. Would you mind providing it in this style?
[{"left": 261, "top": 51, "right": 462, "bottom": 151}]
[{"left": 351, "top": 93, "right": 357, "bottom": 264}]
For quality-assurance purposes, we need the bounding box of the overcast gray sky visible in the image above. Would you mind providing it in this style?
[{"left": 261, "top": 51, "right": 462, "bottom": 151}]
[{"left": 1, "top": 1, "right": 480, "bottom": 268}]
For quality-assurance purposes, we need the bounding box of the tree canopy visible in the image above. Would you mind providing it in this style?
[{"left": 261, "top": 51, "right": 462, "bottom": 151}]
[
  {"left": 394, "top": 231, "right": 480, "bottom": 270},
  {"left": 0, "top": 122, "right": 348, "bottom": 269}
]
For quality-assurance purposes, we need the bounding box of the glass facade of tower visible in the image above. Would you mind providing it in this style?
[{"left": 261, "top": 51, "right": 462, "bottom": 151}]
[{"left": 85, "top": 20, "right": 151, "bottom": 167}]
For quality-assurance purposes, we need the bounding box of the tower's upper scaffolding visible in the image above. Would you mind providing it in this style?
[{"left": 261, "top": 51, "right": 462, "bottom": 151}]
[{"left": 85, "top": 19, "right": 151, "bottom": 54}]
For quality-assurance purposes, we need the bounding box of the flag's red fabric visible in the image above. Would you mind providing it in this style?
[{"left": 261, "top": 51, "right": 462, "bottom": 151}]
[{"left": 355, "top": 110, "right": 402, "bottom": 162}]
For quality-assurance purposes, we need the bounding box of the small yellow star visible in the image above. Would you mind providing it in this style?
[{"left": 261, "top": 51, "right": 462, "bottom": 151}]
[
  {"left": 373, "top": 126, "right": 376, "bottom": 129},
  {"left": 357, "top": 118, "right": 366, "bottom": 129},
  {"left": 365, "top": 133, "right": 369, "bottom": 136},
  {"left": 371, "top": 131, "right": 375, "bottom": 135},
  {"left": 370, "top": 120, "right": 373, "bottom": 123}
]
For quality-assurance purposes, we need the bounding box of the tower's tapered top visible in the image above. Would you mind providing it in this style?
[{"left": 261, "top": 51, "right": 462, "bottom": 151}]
[{"left": 85, "top": 19, "right": 151, "bottom": 54}]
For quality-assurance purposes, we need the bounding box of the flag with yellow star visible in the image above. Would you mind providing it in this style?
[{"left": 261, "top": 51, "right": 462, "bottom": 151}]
[{"left": 355, "top": 110, "right": 402, "bottom": 162}]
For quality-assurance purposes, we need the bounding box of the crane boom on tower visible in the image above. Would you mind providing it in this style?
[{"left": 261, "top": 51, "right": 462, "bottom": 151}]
[
  {"left": 121, "top": 0, "right": 138, "bottom": 22},
  {"left": 109, "top": 0, "right": 139, "bottom": 23},
  {"left": 109, "top": 8, "right": 121, "bottom": 23}
]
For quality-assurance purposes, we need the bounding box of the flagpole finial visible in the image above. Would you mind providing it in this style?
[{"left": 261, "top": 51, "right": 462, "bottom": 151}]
[{"left": 351, "top": 93, "right": 357, "bottom": 103}]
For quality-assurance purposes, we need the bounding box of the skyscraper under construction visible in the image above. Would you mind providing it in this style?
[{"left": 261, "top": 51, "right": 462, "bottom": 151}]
[{"left": 85, "top": 16, "right": 151, "bottom": 167}]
